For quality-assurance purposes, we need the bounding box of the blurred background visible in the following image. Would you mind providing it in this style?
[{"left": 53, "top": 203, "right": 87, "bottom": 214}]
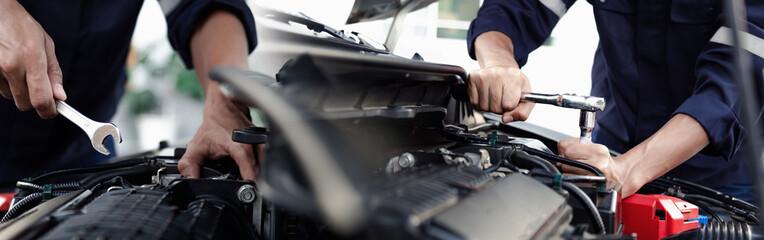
[{"left": 115, "top": 0, "right": 599, "bottom": 155}]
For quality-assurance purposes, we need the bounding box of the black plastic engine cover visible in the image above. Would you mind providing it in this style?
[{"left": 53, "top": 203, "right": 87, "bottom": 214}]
[
  {"left": 38, "top": 187, "right": 257, "bottom": 240},
  {"left": 425, "top": 173, "right": 572, "bottom": 240}
]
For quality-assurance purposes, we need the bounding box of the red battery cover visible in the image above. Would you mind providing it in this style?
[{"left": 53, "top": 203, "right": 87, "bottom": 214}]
[
  {"left": 621, "top": 194, "right": 700, "bottom": 240},
  {"left": 0, "top": 192, "right": 16, "bottom": 212}
]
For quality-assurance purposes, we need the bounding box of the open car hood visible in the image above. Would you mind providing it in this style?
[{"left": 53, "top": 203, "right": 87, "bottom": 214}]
[{"left": 346, "top": 0, "right": 437, "bottom": 24}]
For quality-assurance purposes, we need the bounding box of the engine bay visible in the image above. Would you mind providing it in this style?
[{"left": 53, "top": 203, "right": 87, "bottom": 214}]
[{"left": 0, "top": 7, "right": 761, "bottom": 240}]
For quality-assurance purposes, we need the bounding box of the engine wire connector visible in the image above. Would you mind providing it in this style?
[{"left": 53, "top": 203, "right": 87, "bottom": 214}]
[{"left": 552, "top": 174, "right": 563, "bottom": 193}]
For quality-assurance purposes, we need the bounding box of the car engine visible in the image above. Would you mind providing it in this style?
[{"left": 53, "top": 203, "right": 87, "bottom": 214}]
[{"left": 0, "top": 5, "right": 760, "bottom": 240}]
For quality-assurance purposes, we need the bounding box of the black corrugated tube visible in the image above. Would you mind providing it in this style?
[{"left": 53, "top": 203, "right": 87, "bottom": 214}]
[
  {"left": 1, "top": 191, "right": 69, "bottom": 223},
  {"left": 16, "top": 181, "right": 83, "bottom": 192},
  {"left": 698, "top": 221, "right": 752, "bottom": 240}
]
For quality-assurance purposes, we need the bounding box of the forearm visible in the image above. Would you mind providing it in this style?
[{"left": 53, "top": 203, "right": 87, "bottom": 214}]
[
  {"left": 474, "top": 31, "right": 519, "bottom": 69},
  {"left": 616, "top": 113, "right": 710, "bottom": 194},
  {"left": 178, "top": 10, "right": 256, "bottom": 180},
  {"left": 190, "top": 10, "right": 249, "bottom": 99}
]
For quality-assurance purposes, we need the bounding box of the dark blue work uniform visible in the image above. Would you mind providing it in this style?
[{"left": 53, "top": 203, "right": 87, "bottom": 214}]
[
  {"left": 0, "top": 0, "right": 257, "bottom": 187},
  {"left": 468, "top": 0, "right": 764, "bottom": 201}
]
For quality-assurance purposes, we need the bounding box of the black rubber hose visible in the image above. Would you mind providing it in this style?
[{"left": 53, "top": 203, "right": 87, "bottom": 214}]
[
  {"left": 685, "top": 194, "right": 760, "bottom": 225},
  {"left": 90, "top": 176, "right": 134, "bottom": 193},
  {"left": 654, "top": 177, "right": 758, "bottom": 211},
  {"left": 1, "top": 191, "right": 68, "bottom": 223},
  {"left": 501, "top": 160, "right": 521, "bottom": 172},
  {"left": 80, "top": 164, "right": 153, "bottom": 189},
  {"left": 520, "top": 145, "right": 604, "bottom": 177},
  {"left": 535, "top": 177, "right": 606, "bottom": 234},
  {"left": 683, "top": 197, "right": 725, "bottom": 223},
  {"left": 30, "top": 158, "right": 149, "bottom": 183},
  {"left": 562, "top": 175, "right": 607, "bottom": 184},
  {"left": 505, "top": 149, "right": 560, "bottom": 174},
  {"left": 483, "top": 159, "right": 503, "bottom": 173},
  {"left": 530, "top": 169, "right": 607, "bottom": 184}
]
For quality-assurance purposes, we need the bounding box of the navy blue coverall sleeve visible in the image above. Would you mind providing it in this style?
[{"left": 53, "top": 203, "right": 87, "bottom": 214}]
[
  {"left": 674, "top": 2, "right": 764, "bottom": 161},
  {"left": 159, "top": 0, "right": 258, "bottom": 68},
  {"left": 467, "top": 0, "right": 577, "bottom": 66},
  {"left": 467, "top": 0, "right": 764, "bottom": 162}
]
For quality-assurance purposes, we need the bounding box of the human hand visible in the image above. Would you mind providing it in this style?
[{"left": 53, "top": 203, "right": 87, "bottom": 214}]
[
  {"left": 470, "top": 31, "right": 534, "bottom": 122},
  {"left": 0, "top": 0, "right": 66, "bottom": 119},
  {"left": 179, "top": 10, "right": 259, "bottom": 181},
  {"left": 468, "top": 67, "right": 534, "bottom": 122},
  {"left": 178, "top": 88, "right": 261, "bottom": 181},
  {"left": 558, "top": 139, "right": 638, "bottom": 197}
]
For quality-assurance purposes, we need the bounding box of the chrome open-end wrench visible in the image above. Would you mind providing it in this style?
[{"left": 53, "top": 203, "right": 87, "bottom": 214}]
[{"left": 55, "top": 100, "right": 122, "bottom": 155}]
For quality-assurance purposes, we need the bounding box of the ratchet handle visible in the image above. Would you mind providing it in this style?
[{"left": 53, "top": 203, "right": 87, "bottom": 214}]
[
  {"left": 521, "top": 92, "right": 560, "bottom": 106},
  {"left": 521, "top": 92, "right": 606, "bottom": 112}
]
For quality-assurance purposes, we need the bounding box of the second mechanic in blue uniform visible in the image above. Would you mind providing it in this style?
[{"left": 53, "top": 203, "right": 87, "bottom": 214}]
[{"left": 466, "top": 0, "right": 764, "bottom": 202}]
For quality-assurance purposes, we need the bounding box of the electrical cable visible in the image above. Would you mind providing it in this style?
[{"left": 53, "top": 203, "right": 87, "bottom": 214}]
[
  {"left": 534, "top": 177, "right": 606, "bottom": 234},
  {"left": 519, "top": 145, "right": 604, "bottom": 177},
  {"left": 530, "top": 169, "right": 607, "bottom": 184},
  {"left": 561, "top": 175, "right": 607, "bottom": 184},
  {"left": 501, "top": 160, "right": 521, "bottom": 172},
  {"left": 30, "top": 158, "right": 149, "bottom": 183},
  {"left": 80, "top": 164, "right": 153, "bottom": 189},
  {"left": 1, "top": 191, "right": 68, "bottom": 223},
  {"left": 51, "top": 182, "right": 84, "bottom": 191},
  {"left": 653, "top": 177, "right": 758, "bottom": 211},
  {"left": 505, "top": 149, "right": 560, "bottom": 174},
  {"left": 684, "top": 194, "right": 760, "bottom": 225},
  {"left": 1, "top": 193, "right": 42, "bottom": 223},
  {"left": 682, "top": 197, "right": 725, "bottom": 223},
  {"left": 483, "top": 159, "right": 503, "bottom": 173},
  {"left": 647, "top": 177, "right": 760, "bottom": 225},
  {"left": 15, "top": 182, "right": 42, "bottom": 191},
  {"left": 90, "top": 176, "right": 134, "bottom": 193},
  {"left": 16, "top": 181, "right": 83, "bottom": 192}
]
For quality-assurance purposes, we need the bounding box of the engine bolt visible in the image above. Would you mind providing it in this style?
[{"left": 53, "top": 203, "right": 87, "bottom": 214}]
[
  {"left": 398, "top": 153, "right": 416, "bottom": 168},
  {"left": 238, "top": 185, "right": 257, "bottom": 203},
  {"left": 454, "top": 157, "right": 468, "bottom": 165}
]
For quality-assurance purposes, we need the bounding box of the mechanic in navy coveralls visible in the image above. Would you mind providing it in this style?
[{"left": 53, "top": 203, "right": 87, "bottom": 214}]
[
  {"left": 467, "top": 0, "right": 764, "bottom": 202},
  {"left": 0, "top": 0, "right": 259, "bottom": 189}
]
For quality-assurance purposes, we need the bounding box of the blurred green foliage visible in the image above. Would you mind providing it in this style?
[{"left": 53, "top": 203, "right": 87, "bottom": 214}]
[
  {"left": 436, "top": 0, "right": 478, "bottom": 39},
  {"left": 127, "top": 89, "right": 159, "bottom": 115},
  {"left": 126, "top": 43, "right": 204, "bottom": 115},
  {"left": 176, "top": 68, "right": 204, "bottom": 100}
]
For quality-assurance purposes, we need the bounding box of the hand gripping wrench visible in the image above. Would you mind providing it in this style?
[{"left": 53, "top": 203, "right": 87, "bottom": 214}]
[
  {"left": 520, "top": 93, "right": 606, "bottom": 143},
  {"left": 55, "top": 100, "right": 122, "bottom": 155}
]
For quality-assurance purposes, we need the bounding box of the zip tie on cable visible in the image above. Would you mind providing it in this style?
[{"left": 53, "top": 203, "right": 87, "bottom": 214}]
[
  {"left": 553, "top": 174, "right": 563, "bottom": 193},
  {"left": 43, "top": 184, "right": 52, "bottom": 202},
  {"left": 488, "top": 130, "right": 498, "bottom": 146}
]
